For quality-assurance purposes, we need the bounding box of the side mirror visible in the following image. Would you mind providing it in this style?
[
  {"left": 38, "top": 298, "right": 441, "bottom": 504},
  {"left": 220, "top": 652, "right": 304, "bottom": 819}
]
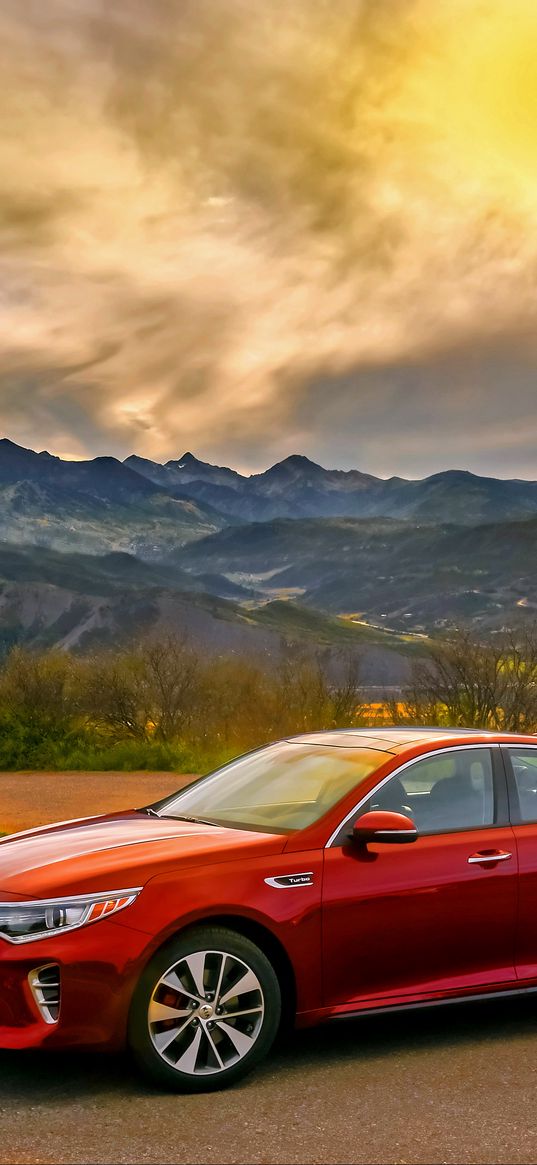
[{"left": 352, "top": 810, "right": 418, "bottom": 845}]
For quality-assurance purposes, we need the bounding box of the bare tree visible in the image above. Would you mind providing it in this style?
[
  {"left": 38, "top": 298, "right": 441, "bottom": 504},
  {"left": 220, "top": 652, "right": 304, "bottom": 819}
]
[
  {"left": 490, "top": 625, "right": 537, "bottom": 732},
  {"left": 330, "top": 651, "right": 365, "bottom": 726},
  {"left": 406, "top": 625, "right": 537, "bottom": 731},
  {"left": 81, "top": 652, "right": 150, "bottom": 741},
  {"left": 271, "top": 644, "right": 363, "bottom": 737},
  {"left": 140, "top": 635, "right": 202, "bottom": 742},
  {"left": 81, "top": 635, "right": 202, "bottom": 744},
  {"left": 0, "top": 647, "right": 74, "bottom": 731}
]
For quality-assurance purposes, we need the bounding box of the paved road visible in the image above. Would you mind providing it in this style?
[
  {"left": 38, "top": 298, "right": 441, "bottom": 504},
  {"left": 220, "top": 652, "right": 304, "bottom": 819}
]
[
  {"left": 2, "top": 779, "right": 537, "bottom": 1163},
  {"left": 2, "top": 995, "right": 537, "bottom": 1165}
]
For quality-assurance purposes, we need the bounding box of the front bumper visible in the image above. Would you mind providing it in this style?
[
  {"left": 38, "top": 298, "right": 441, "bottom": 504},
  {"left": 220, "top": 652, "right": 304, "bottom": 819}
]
[{"left": 0, "top": 915, "right": 149, "bottom": 1051}]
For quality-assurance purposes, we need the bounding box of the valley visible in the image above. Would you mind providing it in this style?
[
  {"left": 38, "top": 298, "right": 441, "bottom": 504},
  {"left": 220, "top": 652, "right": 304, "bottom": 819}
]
[{"left": 0, "top": 438, "right": 536, "bottom": 674}]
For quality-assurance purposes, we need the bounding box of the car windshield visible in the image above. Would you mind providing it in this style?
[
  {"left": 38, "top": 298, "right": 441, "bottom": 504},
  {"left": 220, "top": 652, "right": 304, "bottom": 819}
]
[{"left": 155, "top": 742, "right": 384, "bottom": 832}]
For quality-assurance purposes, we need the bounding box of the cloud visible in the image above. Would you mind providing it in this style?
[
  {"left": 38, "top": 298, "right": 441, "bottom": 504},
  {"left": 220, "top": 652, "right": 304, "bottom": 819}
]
[
  {"left": 291, "top": 332, "right": 537, "bottom": 480},
  {"left": 1, "top": 0, "right": 537, "bottom": 472}
]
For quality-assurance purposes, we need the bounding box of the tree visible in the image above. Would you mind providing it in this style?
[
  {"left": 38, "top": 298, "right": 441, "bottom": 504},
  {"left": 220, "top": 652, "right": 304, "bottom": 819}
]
[
  {"left": 193, "top": 656, "right": 273, "bottom": 752},
  {"left": 405, "top": 625, "right": 537, "bottom": 731},
  {"left": 139, "top": 635, "right": 202, "bottom": 742},
  {"left": 81, "top": 635, "right": 202, "bottom": 744},
  {"left": 270, "top": 644, "right": 363, "bottom": 737},
  {"left": 81, "top": 652, "right": 149, "bottom": 741},
  {"left": 0, "top": 647, "right": 74, "bottom": 732}
]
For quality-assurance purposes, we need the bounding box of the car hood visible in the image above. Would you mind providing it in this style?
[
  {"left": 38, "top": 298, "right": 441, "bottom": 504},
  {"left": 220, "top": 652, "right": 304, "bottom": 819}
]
[{"left": 0, "top": 811, "right": 287, "bottom": 898}]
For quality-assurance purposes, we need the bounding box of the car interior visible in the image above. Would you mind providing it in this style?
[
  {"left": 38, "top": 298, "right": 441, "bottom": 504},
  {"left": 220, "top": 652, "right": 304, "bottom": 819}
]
[
  {"left": 511, "top": 754, "right": 537, "bottom": 821},
  {"left": 363, "top": 751, "right": 495, "bottom": 833}
]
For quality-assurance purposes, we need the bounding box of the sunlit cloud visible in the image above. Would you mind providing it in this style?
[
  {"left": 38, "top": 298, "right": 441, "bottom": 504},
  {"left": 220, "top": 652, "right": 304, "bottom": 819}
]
[{"left": 1, "top": 0, "right": 537, "bottom": 473}]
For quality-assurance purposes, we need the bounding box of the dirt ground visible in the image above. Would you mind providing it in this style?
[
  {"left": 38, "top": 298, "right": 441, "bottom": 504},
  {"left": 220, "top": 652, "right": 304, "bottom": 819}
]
[{"left": 0, "top": 771, "right": 194, "bottom": 834}]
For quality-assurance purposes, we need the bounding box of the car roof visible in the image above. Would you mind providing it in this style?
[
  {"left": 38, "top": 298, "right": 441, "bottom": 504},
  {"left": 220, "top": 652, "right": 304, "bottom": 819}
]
[{"left": 286, "top": 727, "right": 537, "bottom": 754}]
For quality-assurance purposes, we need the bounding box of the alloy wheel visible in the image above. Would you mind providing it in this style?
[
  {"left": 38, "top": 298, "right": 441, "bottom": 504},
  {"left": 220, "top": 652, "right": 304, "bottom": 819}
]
[{"left": 147, "top": 948, "right": 265, "bottom": 1076}]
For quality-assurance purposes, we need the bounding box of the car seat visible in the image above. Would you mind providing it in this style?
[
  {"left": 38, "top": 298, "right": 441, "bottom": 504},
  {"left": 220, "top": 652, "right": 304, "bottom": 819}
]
[
  {"left": 370, "top": 777, "right": 413, "bottom": 819},
  {"left": 514, "top": 763, "right": 537, "bottom": 821},
  {"left": 425, "top": 769, "right": 483, "bottom": 830}
]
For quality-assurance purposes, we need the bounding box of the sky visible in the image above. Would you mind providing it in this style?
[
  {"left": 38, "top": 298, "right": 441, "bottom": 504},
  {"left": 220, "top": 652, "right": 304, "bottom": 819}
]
[{"left": 2, "top": 0, "right": 537, "bottom": 479}]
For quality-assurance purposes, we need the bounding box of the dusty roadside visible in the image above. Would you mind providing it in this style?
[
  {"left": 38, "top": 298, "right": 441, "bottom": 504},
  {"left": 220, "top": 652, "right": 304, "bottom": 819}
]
[{"left": 0, "top": 771, "right": 194, "bottom": 834}]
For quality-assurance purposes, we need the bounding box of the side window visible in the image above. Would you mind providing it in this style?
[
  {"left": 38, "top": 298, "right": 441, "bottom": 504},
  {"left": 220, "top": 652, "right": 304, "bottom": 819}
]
[
  {"left": 357, "top": 748, "right": 495, "bottom": 835},
  {"left": 505, "top": 748, "right": 537, "bottom": 823}
]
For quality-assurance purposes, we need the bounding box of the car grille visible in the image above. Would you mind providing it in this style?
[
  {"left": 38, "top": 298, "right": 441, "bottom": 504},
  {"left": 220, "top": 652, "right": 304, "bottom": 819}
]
[{"left": 28, "top": 963, "right": 61, "bottom": 1024}]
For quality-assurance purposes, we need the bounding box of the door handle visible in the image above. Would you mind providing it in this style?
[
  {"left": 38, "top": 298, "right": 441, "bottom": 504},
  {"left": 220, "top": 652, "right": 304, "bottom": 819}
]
[{"left": 467, "top": 850, "right": 512, "bottom": 865}]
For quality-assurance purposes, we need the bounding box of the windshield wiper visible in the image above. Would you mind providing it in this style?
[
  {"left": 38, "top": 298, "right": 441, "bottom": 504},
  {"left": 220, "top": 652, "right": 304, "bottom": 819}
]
[
  {"left": 141, "top": 807, "right": 219, "bottom": 826},
  {"left": 162, "top": 813, "right": 220, "bottom": 827}
]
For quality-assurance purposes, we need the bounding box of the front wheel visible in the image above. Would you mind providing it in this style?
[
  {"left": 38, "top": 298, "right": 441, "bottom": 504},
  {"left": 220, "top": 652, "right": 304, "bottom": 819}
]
[{"left": 128, "top": 926, "right": 282, "bottom": 1092}]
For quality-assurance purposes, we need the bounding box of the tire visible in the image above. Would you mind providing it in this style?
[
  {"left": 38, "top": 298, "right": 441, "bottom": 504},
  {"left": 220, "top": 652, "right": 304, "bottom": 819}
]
[{"left": 128, "top": 926, "right": 282, "bottom": 1092}]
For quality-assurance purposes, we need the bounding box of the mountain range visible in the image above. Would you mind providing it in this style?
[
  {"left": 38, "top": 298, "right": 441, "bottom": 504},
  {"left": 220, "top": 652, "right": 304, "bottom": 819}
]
[
  {"left": 0, "top": 439, "right": 227, "bottom": 558},
  {"left": 4, "top": 436, "right": 537, "bottom": 535},
  {"left": 126, "top": 450, "right": 537, "bottom": 525},
  {"left": 1, "top": 436, "right": 537, "bottom": 661},
  {"left": 179, "top": 515, "right": 537, "bottom": 631},
  {"left": 0, "top": 541, "right": 412, "bottom": 684}
]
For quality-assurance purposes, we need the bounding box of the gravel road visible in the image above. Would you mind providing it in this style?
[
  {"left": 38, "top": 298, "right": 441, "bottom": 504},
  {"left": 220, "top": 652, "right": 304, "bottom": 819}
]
[
  {"left": 2, "top": 995, "right": 537, "bottom": 1165},
  {"left": 0, "top": 771, "right": 192, "bottom": 834}
]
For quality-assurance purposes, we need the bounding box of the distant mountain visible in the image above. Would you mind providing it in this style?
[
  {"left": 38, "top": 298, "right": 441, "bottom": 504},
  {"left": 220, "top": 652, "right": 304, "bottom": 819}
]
[
  {"left": 4, "top": 436, "right": 537, "bottom": 638},
  {"left": 177, "top": 514, "right": 537, "bottom": 632},
  {"left": 0, "top": 438, "right": 158, "bottom": 504},
  {"left": 6, "top": 437, "right": 537, "bottom": 532},
  {"left": 124, "top": 452, "right": 255, "bottom": 519},
  {"left": 0, "top": 439, "right": 229, "bottom": 557},
  {"left": 125, "top": 451, "right": 245, "bottom": 493},
  {"left": 126, "top": 450, "right": 537, "bottom": 524}
]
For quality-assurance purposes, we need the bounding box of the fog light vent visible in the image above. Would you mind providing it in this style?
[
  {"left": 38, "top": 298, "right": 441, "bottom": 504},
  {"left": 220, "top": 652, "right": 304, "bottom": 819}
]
[{"left": 28, "top": 963, "right": 61, "bottom": 1024}]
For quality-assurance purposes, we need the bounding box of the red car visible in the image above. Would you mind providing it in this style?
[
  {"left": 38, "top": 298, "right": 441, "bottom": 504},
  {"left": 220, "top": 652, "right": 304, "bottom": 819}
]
[{"left": 2, "top": 727, "right": 537, "bottom": 1091}]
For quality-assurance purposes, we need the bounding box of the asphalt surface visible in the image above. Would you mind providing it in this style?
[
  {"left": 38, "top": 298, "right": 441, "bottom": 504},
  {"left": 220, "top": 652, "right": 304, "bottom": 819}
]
[
  {"left": 2, "top": 995, "right": 537, "bottom": 1165},
  {"left": 2, "top": 777, "right": 537, "bottom": 1164}
]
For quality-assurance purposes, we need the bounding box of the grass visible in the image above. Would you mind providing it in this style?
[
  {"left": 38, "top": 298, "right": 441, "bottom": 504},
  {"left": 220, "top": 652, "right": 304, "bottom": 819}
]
[
  {"left": 253, "top": 599, "right": 421, "bottom": 649},
  {"left": 41, "top": 739, "right": 197, "bottom": 772},
  {"left": 0, "top": 727, "right": 235, "bottom": 773}
]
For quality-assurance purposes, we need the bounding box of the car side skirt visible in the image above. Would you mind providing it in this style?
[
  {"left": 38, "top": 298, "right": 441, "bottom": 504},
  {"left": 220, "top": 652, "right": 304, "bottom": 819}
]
[{"left": 295, "top": 979, "right": 537, "bottom": 1028}]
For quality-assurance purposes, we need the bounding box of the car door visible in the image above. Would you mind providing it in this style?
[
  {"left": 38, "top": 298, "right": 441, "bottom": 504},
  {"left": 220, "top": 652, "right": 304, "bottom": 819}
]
[
  {"left": 502, "top": 743, "right": 537, "bottom": 982},
  {"left": 322, "top": 745, "right": 518, "bottom": 1009}
]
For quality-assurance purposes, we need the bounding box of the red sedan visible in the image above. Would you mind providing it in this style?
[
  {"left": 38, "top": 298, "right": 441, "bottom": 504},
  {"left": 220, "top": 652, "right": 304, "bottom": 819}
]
[{"left": 1, "top": 727, "right": 537, "bottom": 1091}]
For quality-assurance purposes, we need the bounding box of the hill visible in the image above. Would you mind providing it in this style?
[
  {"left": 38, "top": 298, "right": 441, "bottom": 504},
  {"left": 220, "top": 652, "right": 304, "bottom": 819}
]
[
  {"left": 177, "top": 515, "right": 537, "bottom": 632},
  {"left": 0, "top": 542, "right": 414, "bottom": 684}
]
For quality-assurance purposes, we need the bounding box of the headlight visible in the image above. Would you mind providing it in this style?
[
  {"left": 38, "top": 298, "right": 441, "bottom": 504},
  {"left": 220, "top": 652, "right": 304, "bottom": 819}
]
[{"left": 0, "top": 887, "right": 142, "bottom": 943}]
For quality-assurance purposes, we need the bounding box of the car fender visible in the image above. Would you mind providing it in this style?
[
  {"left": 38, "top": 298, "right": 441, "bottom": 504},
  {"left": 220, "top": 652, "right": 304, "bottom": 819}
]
[{"left": 114, "top": 848, "right": 324, "bottom": 1013}]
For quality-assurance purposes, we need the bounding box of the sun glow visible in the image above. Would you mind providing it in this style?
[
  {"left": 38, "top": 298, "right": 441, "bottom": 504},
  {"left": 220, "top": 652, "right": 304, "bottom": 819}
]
[{"left": 394, "top": 2, "right": 537, "bottom": 207}]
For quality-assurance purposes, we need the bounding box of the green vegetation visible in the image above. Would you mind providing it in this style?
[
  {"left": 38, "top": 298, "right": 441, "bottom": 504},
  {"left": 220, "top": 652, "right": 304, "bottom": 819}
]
[
  {"left": 0, "top": 722, "right": 202, "bottom": 773},
  {"left": 1, "top": 624, "right": 537, "bottom": 772},
  {"left": 247, "top": 599, "right": 410, "bottom": 649},
  {"left": 0, "top": 637, "right": 363, "bottom": 771}
]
